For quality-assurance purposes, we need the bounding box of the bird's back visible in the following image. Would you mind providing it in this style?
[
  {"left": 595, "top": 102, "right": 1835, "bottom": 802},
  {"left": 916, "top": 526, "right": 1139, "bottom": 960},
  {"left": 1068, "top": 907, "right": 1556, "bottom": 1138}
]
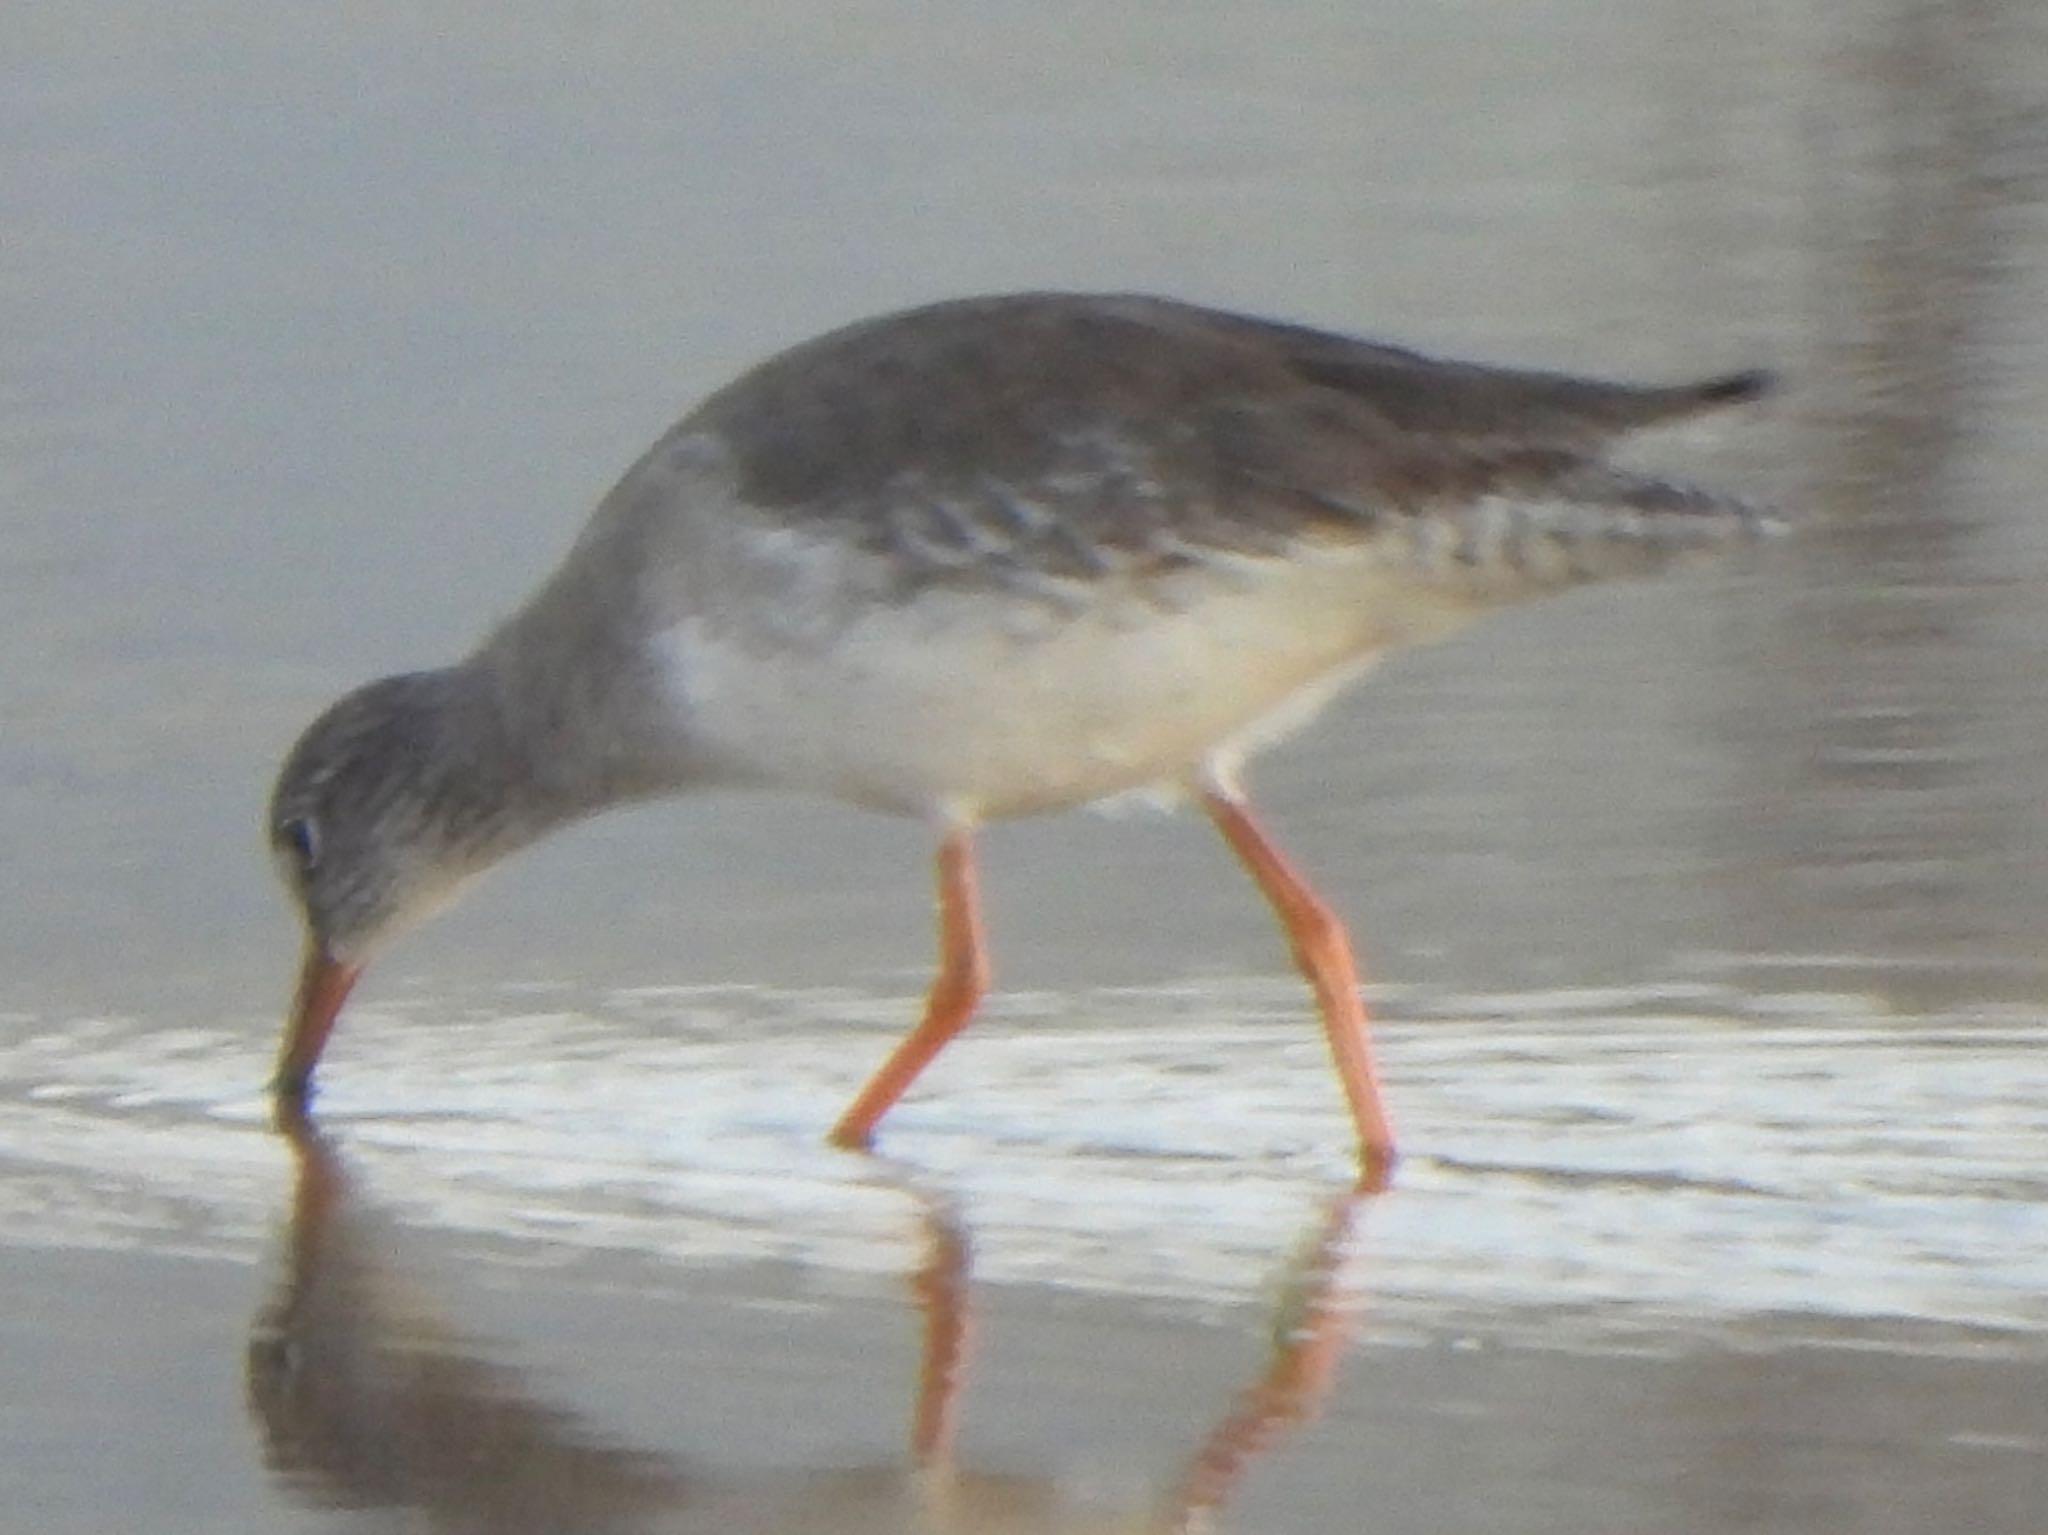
[
  {"left": 670, "top": 291, "right": 1777, "bottom": 603},
  {"left": 484, "top": 292, "right": 1779, "bottom": 819}
]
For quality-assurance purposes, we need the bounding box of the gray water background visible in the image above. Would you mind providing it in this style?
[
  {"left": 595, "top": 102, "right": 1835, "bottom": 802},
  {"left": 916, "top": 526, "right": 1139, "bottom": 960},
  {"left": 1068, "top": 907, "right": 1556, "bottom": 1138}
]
[{"left": 3, "top": 4, "right": 2046, "bottom": 1532}]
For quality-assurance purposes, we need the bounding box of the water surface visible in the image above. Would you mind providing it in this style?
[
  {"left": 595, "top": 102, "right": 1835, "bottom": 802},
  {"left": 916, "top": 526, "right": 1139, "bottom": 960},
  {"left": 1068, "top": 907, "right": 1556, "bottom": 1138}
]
[{"left": 4, "top": 2, "right": 2046, "bottom": 1531}]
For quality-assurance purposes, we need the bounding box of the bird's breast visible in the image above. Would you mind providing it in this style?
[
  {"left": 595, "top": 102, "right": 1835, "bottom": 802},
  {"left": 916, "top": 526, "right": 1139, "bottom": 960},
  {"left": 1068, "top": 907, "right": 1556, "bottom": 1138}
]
[{"left": 651, "top": 528, "right": 1468, "bottom": 821}]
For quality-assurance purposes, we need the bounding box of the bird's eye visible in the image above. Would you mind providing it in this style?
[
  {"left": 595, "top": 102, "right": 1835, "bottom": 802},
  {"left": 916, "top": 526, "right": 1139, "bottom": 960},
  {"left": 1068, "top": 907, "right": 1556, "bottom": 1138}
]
[{"left": 279, "top": 816, "right": 321, "bottom": 870}]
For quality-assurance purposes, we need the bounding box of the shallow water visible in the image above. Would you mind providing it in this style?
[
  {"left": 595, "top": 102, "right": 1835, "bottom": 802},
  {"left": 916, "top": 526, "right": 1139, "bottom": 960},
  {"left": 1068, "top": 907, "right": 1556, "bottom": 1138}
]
[
  {"left": 9, "top": 980, "right": 2048, "bottom": 1337},
  {"left": 6, "top": 1, "right": 2048, "bottom": 1531}
]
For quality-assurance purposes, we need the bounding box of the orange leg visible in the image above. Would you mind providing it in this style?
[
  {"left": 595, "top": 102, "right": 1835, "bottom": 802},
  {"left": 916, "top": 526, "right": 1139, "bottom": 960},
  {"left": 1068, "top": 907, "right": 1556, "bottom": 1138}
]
[
  {"left": 1203, "top": 790, "right": 1398, "bottom": 1175},
  {"left": 831, "top": 828, "right": 990, "bottom": 1148}
]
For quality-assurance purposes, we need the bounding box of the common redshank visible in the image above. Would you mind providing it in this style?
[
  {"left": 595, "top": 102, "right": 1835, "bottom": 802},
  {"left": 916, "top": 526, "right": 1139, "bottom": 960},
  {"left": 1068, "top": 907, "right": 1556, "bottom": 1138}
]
[{"left": 267, "top": 292, "right": 1777, "bottom": 1171}]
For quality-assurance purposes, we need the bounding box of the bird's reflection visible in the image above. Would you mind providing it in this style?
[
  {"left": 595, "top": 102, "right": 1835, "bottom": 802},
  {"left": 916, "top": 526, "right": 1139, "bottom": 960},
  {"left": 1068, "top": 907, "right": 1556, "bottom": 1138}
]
[
  {"left": 247, "top": 1126, "right": 688, "bottom": 1530},
  {"left": 249, "top": 1125, "right": 1376, "bottom": 1534}
]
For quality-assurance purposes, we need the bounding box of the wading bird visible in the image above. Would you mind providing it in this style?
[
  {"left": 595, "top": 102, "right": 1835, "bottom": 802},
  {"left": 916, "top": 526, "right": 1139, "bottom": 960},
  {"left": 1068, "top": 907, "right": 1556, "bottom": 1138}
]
[{"left": 267, "top": 292, "right": 1777, "bottom": 1175}]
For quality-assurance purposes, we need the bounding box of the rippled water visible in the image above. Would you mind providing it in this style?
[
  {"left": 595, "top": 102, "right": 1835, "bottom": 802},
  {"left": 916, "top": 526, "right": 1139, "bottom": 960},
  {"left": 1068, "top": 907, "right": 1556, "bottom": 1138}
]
[{"left": 8, "top": 979, "right": 2044, "bottom": 1341}]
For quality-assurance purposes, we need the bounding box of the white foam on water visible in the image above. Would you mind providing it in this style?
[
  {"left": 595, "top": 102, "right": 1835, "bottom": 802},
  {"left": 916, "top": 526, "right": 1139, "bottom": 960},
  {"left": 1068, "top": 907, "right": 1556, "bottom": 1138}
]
[{"left": 1, "top": 980, "right": 2043, "bottom": 1342}]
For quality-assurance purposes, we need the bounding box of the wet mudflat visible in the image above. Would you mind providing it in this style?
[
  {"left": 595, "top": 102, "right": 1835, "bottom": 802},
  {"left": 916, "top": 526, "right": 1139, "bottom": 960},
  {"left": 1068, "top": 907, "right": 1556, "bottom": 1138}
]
[{"left": 6, "top": 1, "right": 2048, "bottom": 1530}]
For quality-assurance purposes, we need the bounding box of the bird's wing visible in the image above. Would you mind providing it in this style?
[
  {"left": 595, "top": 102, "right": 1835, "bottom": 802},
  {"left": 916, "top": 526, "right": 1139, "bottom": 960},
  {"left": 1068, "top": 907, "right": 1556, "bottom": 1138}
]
[
  {"left": 1196, "top": 304, "right": 1771, "bottom": 452},
  {"left": 683, "top": 292, "right": 1773, "bottom": 593}
]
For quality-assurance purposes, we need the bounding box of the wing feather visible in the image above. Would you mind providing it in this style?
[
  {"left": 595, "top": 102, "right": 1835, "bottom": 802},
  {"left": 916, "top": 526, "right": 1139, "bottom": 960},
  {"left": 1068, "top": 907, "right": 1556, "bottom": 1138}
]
[{"left": 682, "top": 293, "right": 1772, "bottom": 594}]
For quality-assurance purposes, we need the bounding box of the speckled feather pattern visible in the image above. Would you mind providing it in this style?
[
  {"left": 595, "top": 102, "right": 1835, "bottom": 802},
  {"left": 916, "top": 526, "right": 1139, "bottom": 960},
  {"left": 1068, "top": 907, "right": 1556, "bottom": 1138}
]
[{"left": 678, "top": 292, "right": 1778, "bottom": 601}]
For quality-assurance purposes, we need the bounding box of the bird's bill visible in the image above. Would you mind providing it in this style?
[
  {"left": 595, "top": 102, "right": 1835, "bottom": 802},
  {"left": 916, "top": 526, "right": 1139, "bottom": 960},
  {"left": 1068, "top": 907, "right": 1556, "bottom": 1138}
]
[{"left": 274, "top": 942, "right": 361, "bottom": 1107}]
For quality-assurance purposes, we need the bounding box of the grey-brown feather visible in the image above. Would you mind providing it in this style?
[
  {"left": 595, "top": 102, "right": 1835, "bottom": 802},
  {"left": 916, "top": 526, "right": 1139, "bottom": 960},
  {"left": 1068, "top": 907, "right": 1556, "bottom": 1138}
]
[{"left": 683, "top": 292, "right": 1777, "bottom": 600}]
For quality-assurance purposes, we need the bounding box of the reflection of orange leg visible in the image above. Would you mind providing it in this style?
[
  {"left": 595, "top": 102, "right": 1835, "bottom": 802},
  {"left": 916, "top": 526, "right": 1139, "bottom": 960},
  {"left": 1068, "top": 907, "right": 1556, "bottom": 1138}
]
[
  {"left": 908, "top": 1201, "right": 973, "bottom": 1471},
  {"left": 1174, "top": 1188, "right": 1373, "bottom": 1521},
  {"left": 280, "top": 1119, "right": 346, "bottom": 1279},
  {"left": 831, "top": 829, "right": 990, "bottom": 1149},
  {"left": 1203, "top": 791, "right": 1397, "bottom": 1178}
]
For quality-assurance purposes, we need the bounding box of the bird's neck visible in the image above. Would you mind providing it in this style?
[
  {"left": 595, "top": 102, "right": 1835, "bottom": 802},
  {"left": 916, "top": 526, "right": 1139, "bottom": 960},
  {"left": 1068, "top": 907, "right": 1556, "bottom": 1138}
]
[{"left": 462, "top": 568, "right": 717, "bottom": 842}]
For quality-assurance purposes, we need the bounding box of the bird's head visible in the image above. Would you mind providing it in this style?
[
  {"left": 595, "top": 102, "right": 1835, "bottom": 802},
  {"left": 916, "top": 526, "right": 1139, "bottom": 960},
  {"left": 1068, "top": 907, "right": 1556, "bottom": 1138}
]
[{"left": 267, "top": 669, "right": 506, "bottom": 1102}]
